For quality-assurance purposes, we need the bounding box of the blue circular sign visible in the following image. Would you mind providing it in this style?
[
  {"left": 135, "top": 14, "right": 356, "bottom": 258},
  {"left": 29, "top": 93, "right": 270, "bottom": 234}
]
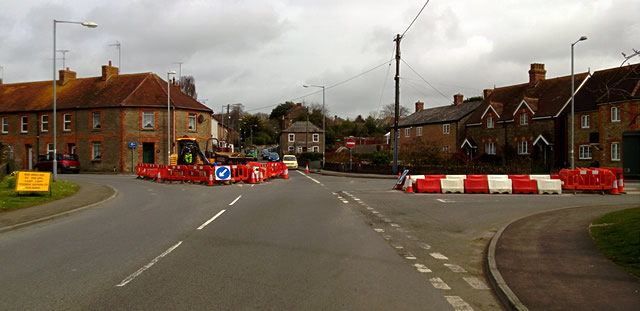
[{"left": 215, "top": 166, "right": 231, "bottom": 180}]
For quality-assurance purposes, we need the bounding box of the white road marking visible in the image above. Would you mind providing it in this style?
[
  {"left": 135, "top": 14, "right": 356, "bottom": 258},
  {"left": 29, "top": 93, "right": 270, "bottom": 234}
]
[
  {"left": 407, "top": 235, "right": 418, "bottom": 241},
  {"left": 430, "top": 252, "right": 449, "bottom": 260},
  {"left": 418, "top": 242, "right": 431, "bottom": 250},
  {"left": 444, "top": 263, "right": 467, "bottom": 273},
  {"left": 342, "top": 200, "right": 349, "bottom": 204},
  {"left": 429, "top": 277, "right": 451, "bottom": 290},
  {"left": 445, "top": 296, "right": 474, "bottom": 311},
  {"left": 382, "top": 234, "right": 392, "bottom": 240},
  {"left": 366, "top": 207, "right": 374, "bottom": 210},
  {"left": 437, "top": 199, "right": 447, "bottom": 203},
  {"left": 405, "top": 254, "right": 417, "bottom": 260},
  {"left": 383, "top": 218, "right": 392, "bottom": 222},
  {"left": 372, "top": 211, "right": 379, "bottom": 214},
  {"left": 354, "top": 198, "right": 361, "bottom": 201},
  {"left": 116, "top": 241, "right": 183, "bottom": 287},
  {"left": 392, "top": 244, "right": 403, "bottom": 249},
  {"left": 390, "top": 223, "right": 400, "bottom": 227},
  {"left": 463, "top": 277, "right": 490, "bottom": 290},
  {"left": 374, "top": 228, "right": 385, "bottom": 233},
  {"left": 413, "top": 263, "right": 432, "bottom": 273},
  {"left": 229, "top": 195, "right": 242, "bottom": 206},
  {"left": 197, "top": 209, "right": 226, "bottom": 230}
]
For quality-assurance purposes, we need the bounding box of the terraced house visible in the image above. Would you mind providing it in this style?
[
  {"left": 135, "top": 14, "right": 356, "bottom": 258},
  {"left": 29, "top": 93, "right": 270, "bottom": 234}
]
[{"left": 0, "top": 62, "right": 212, "bottom": 172}]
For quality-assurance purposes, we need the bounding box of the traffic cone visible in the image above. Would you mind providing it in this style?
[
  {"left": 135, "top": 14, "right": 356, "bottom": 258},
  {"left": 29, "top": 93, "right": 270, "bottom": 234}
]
[
  {"left": 305, "top": 163, "right": 309, "bottom": 173},
  {"left": 618, "top": 176, "right": 624, "bottom": 193},
  {"left": 208, "top": 172, "right": 214, "bottom": 186},
  {"left": 249, "top": 169, "right": 257, "bottom": 184},
  {"left": 157, "top": 171, "right": 163, "bottom": 183},
  {"left": 283, "top": 168, "right": 289, "bottom": 179},
  {"left": 611, "top": 180, "right": 619, "bottom": 194},
  {"left": 406, "top": 175, "right": 414, "bottom": 193}
]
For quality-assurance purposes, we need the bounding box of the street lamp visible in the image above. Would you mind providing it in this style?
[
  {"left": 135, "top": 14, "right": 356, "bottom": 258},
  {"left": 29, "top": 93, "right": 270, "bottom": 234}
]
[
  {"left": 303, "top": 84, "right": 325, "bottom": 168},
  {"left": 167, "top": 71, "right": 176, "bottom": 165},
  {"left": 570, "top": 35, "right": 587, "bottom": 170},
  {"left": 53, "top": 20, "right": 97, "bottom": 181}
]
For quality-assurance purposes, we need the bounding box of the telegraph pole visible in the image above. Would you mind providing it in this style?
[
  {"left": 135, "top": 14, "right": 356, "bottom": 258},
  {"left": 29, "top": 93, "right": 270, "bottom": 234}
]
[{"left": 393, "top": 34, "right": 402, "bottom": 174}]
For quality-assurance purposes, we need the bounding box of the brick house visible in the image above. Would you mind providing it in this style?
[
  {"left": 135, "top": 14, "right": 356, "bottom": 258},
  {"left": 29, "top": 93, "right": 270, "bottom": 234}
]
[
  {"left": 397, "top": 94, "right": 482, "bottom": 156},
  {"left": 463, "top": 63, "right": 589, "bottom": 171},
  {"left": 280, "top": 121, "right": 324, "bottom": 154},
  {"left": 0, "top": 63, "right": 212, "bottom": 172},
  {"left": 572, "top": 63, "right": 640, "bottom": 175}
]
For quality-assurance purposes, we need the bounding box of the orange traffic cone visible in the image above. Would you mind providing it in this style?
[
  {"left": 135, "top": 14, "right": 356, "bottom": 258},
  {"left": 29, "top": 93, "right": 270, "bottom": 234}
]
[
  {"left": 611, "top": 180, "right": 619, "bottom": 194},
  {"left": 157, "top": 171, "right": 163, "bottom": 183},
  {"left": 406, "top": 175, "right": 414, "bottom": 193},
  {"left": 305, "top": 164, "right": 309, "bottom": 173},
  {"left": 618, "top": 177, "right": 624, "bottom": 193},
  {"left": 283, "top": 168, "right": 289, "bottom": 179},
  {"left": 208, "top": 172, "right": 214, "bottom": 186}
]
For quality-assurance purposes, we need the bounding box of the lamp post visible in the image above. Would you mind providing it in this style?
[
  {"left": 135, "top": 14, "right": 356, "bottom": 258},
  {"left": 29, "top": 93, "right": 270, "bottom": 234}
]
[
  {"left": 167, "top": 71, "right": 176, "bottom": 165},
  {"left": 303, "top": 84, "right": 325, "bottom": 168},
  {"left": 53, "top": 20, "right": 97, "bottom": 181},
  {"left": 570, "top": 35, "right": 587, "bottom": 170}
]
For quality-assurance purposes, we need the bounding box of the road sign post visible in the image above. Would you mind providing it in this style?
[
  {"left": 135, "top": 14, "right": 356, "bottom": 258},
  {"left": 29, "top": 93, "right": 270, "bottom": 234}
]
[
  {"left": 346, "top": 137, "right": 355, "bottom": 171},
  {"left": 129, "top": 142, "right": 137, "bottom": 172}
]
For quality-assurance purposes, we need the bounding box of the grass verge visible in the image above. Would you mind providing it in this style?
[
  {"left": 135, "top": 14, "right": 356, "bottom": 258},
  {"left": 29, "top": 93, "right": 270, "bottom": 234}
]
[
  {"left": 0, "top": 175, "right": 79, "bottom": 212},
  {"left": 590, "top": 207, "right": 640, "bottom": 278}
]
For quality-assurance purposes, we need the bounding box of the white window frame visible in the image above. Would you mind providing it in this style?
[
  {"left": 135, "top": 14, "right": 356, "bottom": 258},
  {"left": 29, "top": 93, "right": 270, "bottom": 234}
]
[
  {"left": 47, "top": 143, "right": 54, "bottom": 155},
  {"left": 611, "top": 106, "right": 620, "bottom": 122},
  {"left": 485, "top": 142, "right": 496, "bottom": 155},
  {"left": 297, "top": 146, "right": 303, "bottom": 153},
  {"left": 578, "top": 145, "right": 592, "bottom": 160},
  {"left": 92, "top": 111, "right": 101, "bottom": 129},
  {"left": 443, "top": 124, "right": 450, "bottom": 134},
  {"left": 442, "top": 145, "right": 449, "bottom": 153},
  {"left": 313, "top": 146, "right": 319, "bottom": 152},
  {"left": 404, "top": 128, "right": 410, "bottom": 137},
  {"left": 519, "top": 113, "right": 528, "bottom": 125},
  {"left": 92, "top": 142, "right": 102, "bottom": 160},
  {"left": 41, "top": 115, "right": 49, "bottom": 132},
  {"left": 21, "top": 116, "right": 28, "bottom": 133},
  {"left": 143, "top": 111, "right": 155, "bottom": 129},
  {"left": 611, "top": 143, "right": 620, "bottom": 161},
  {"left": 518, "top": 141, "right": 529, "bottom": 155},
  {"left": 288, "top": 134, "right": 295, "bottom": 142},
  {"left": 188, "top": 113, "right": 197, "bottom": 131},
  {"left": 312, "top": 133, "right": 319, "bottom": 142},
  {"left": 416, "top": 126, "right": 422, "bottom": 137},
  {"left": 63, "top": 113, "right": 71, "bottom": 131},
  {"left": 486, "top": 117, "right": 494, "bottom": 129},
  {"left": 288, "top": 146, "right": 295, "bottom": 152},
  {"left": 581, "top": 114, "right": 590, "bottom": 128},
  {"left": 2, "top": 117, "right": 8, "bottom": 133}
]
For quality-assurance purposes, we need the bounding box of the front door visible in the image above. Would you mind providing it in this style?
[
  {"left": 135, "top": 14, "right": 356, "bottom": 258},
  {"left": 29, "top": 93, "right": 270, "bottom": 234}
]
[
  {"left": 143, "top": 142, "right": 155, "bottom": 164},
  {"left": 622, "top": 131, "right": 640, "bottom": 178}
]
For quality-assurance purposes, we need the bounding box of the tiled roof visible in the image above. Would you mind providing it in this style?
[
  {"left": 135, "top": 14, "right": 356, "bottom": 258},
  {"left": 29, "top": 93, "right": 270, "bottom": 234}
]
[
  {"left": 399, "top": 100, "right": 482, "bottom": 127},
  {"left": 0, "top": 72, "right": 212, "bottom": 113},
  {"left": 282, "top": 121, "right": 322, "bottom": 133},
  {"left": 465, "top": 72, "right": 589, "bottom": 125},
  {"left": 574, "top": 63, "right": 640, "bottom": 112}
]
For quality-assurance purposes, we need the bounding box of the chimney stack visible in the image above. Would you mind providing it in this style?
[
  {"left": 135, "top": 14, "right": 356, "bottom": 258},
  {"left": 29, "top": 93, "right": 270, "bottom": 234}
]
[
  {"left": 296, "top": 103, "right": 302, "bottom": 108},
  {"left": 453, "top": 94, "right": 464, "bottom": 105},
  {"left": 483, "top": 89, "right": 493, "bottom": 99},
  {"left": 528, "top": 63, "right": 546, "bottom": 87},
  {"left": 58, "top": 67, "right": 77, "bottom": 86},
  {"left": 415, "top": 101, "right": 424, "bottom": 112},
  {"left": 101, "top": 60, "right": 119, "bottom": 81}
]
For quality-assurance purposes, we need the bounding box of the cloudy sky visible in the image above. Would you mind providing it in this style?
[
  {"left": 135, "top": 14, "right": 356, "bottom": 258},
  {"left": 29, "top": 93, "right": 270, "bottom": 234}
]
[{"left": 1, "top": 0, "right": 639, "bottom": 119}]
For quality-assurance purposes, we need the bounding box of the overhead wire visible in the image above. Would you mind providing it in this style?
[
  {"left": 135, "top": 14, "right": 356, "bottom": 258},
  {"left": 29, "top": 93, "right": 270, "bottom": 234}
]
[
  {"left": 374, "top": 45, "right": 398, "bottom": 119},
  {"left": 401, "top": 0, "right": 431, "bottom": 37},
  {"left": 401, "top": 58, "right": 452, "bottom": 102}
]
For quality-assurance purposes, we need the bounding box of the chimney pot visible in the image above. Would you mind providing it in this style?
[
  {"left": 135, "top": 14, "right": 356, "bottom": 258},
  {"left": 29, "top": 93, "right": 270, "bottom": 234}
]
[
  {"left": 453, "top": 94, "right": 464, "bottom": 105},
  {"left": 109, "top": 60, "right": 112, "bottom": 66},
  {"left": 415, "top": 101, "right": 424, "bottom": 112}
]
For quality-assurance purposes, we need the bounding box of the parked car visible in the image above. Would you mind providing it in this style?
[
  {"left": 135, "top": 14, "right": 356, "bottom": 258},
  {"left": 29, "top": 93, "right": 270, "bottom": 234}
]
[
  {"left": 34, "top": 153, "right": 80, "bottom": 174},
  {"left": 268, "top": 152, "right": 280, "bottom": 162},
  {"left": 282, "top": 155, "right": 298, "bottom": 170},
  {"left": 261, "top": 148, "right": 271, "bottom": 160},
  {"left": 246, "top": 148, "right": 258, "bottom": 161}
]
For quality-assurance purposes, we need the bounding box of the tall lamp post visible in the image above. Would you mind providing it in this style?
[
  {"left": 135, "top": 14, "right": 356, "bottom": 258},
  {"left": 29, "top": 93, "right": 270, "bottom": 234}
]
[
  {"left": 53, "top": 19, "right": 97, "bottom": 181},
  {"left": 570, "top": 36, "right": 587, "bottom": 170},
  {"left": 303, "top": 84, "right": 325, "bottom": 168},
  {"left": 167, "top": 71, "right": 176, "bottom": 164}
]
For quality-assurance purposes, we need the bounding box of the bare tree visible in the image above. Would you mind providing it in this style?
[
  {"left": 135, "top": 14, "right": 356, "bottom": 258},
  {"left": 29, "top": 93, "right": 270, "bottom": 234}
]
[{"left": 180, "top": 75, "right": 198, "bottom": 100}]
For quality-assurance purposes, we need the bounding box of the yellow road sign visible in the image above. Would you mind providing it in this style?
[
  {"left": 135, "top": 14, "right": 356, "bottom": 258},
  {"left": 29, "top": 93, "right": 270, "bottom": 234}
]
[{"left": 15, "top": 171, "right": 52, "bottom": 193}]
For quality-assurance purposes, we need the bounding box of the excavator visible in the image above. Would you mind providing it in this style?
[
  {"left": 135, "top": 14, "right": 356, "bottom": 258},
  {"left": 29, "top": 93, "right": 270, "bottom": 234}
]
[{"left": 171, "top": 136, "right": 253, "bottom": 166}]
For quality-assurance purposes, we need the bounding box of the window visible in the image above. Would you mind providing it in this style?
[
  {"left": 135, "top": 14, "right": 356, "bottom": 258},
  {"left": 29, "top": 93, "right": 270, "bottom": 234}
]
[
  {"left": 288, "top": 146, "right": 295, "bottom": 152},
  {"left": 416, "top": 126, "right": 422, "bottom": 137},
  {"left": 519, "top": 113, "right": 528, "bottom": 125},
  {"left": 313, "top": 134, "right": 319, "bottom": 142},
  {"left": 611, "top": 106, "right": 620, "bottom": 122},
  {"left": 518, "top": 141, "right": 529, "bottom": 154},
  {"left": 8, "top": 144, "right": 14, "bottom": 159},
  {"left": 143, "top": 111, "right": 155, "bottom": 129},
  {"left": 1, "top": 117, "right": 8, "bottom": 133},
  {"left": 41, "top": 115, "right": 49, "bottom": 132},
  {"left": 92, "top": 112, "right": 101, "bottom": 129},
  {"left": 313, "top": 146, "right": 319, "bottom": 152},
  {"left": 485, "top": 142, "right": 496, "bottom": 155},
  {"left": 581, "top": 115, "right": 590, "bottom": 128},
  {"left": 92, "top": 142, "right": 102, "bottom": 160},
  {"left": 404, "top": 128, "right": 410, "bottom": 137},
  {"left": 47, "top": 143, "right": 54, "bottom": 155},
  {"left": 442, "top": 145, "right": 449, "bottom": 153},
  {"left": 611, "top": 143, "right": 620, "bottom": 161},
  {"left": 443, "top": 124, "right": 450, "bottom": 134},
  {"left": 579, "top": 145, "right": 592, "bottom": 160},
  {"left": 63, "top": 113, "right": 71, "bottom": 131},
  {"left": 188, "top": 113, "right": 197, "bottom": 131},
  {"left": 297, "top": 147, "right": 303, "bottom": 153},
  {"left": 288, "top": 134, "right": 295, "bottom": 142},
  {"left": 486, "top": 117, "right": 494, "bottom": 129},
  {"left": 21, "top": 116, "right": 28, "bottom": 133}
]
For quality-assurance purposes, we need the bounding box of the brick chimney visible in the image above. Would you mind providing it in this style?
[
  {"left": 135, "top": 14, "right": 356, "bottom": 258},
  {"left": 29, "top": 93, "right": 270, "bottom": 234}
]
[
  {"left": 296, "top": 103, "right": 302, "bottom": 108},
  {"left": 58, "top": 67, "right": 77, "bottom": 86},
  {"left": 0, "top": 78, "right": 3, "bottom": 85},
  {"left": 415, "top": 101, "right": 424, "bottom": 112},
  {"left": 483, "top": 89, "right": 493, "bottom": 99},
  {"left": 528, "top": 63, "right": 546, "bottom": 87},
  {"left": 453, "top": 93, "right": 464, "bottom": 105},
  {"left": 101, "top": 60, "right": 119, "bottom": 81}
]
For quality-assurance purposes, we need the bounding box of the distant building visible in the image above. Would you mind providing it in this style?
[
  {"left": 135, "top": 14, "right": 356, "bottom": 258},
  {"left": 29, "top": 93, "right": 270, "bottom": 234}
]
[{"left": 280, "top": 121, "right": 324, "bottom": 154}]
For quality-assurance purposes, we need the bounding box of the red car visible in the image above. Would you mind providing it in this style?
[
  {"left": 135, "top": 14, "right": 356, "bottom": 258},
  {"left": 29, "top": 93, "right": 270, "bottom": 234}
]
[{"left": 34, "top": 153, "right": 80, "bottom": 174}]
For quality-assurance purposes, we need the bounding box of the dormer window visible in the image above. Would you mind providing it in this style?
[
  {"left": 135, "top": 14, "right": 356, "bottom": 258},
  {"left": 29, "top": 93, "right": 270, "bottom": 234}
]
[
  {"left": 486, "top": 116, "right": 494, "bottom": 129},
  {"left": 519, "top": 113, "right": 528, "bottom": 125}
]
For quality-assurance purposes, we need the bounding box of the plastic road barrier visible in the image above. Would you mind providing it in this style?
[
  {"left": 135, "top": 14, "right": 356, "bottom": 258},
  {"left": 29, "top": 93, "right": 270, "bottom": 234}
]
[
  {"left": 512, "top": 178, "right": 538, "bottom": 194},
  {"left": 536, "top": 179, "right": 562, "bottom": 194},
  {"left": 508, "top": 175, "right": 530, "bottom": 180},
  {"left": 464, "top": 177, "right": 488, "bottom": 194},
  {"left": 441, "top": 178, "right": 464, "bottom": 193},
  {"left": 529, "top": 175, "right": 551, "bottom": 180},
  {"left": 445, "top": 175, "right": 467, "bottom": 180},
  {"left": 415, "top": 177, "right": 442, "bottom": 193},
  {"left": 488, "top": 179, "right": 513, "bottom": 194},
  {"left": 487, "top": 175, "right": 509, "bottom": 180}
]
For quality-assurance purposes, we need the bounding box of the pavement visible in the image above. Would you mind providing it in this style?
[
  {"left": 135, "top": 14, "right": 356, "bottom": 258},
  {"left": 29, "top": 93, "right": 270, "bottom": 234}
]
[{"left": 1, "top": 171, "right": 639, "bottom": 310}]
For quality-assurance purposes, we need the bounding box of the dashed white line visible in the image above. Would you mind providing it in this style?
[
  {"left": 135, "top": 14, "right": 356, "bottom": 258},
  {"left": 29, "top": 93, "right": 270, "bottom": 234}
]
[
  {"left": 430, "top": 252, "right": 449, "bottom": 260},
  {"left": 374, "top": 228, "right": 385, "bottom": 233},
  {"left": 429, "top": 277, "right": 451, "bottom": 290},
  {"left": 390, "top": 223, "right": 400, "bottom": 227},
  {"left": 229, "top": 195, "right": 242, "bottom": 206},
  {"left": 116, "top": 241, "right": 183, "bottom": 287},
  {"left": 413, "top": 263, "right": 432, "bottom": 273},
  {"left": 444, "top": 263, "right": 467, "bottom": 273},
  {"left": 197, "top": 209, "right": 226, "bottom": 230},
  {"left": 445, "top": 296, "right": 474, "bottom": 311},
  {"left": 463, "top": 277, "right": 490, "bottom": 290},
  {"left": 371, "top": 211, "right": 379, "bottom": 214},
  {"left": 418, "top": 242, "right": 431, "bottom": 250}
]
